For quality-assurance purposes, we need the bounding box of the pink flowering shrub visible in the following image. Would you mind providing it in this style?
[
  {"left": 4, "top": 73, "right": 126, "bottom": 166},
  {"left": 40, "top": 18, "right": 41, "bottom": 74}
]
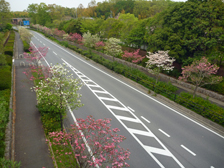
[
  {"left": 53, "top": 28, "right": 66, "bottom": 38},
  {"left": 122, "top": 49, "right": 145, "bottom": 64},
  {"left": 66, "top": 33, "right": 83, "bottom": 45},
  {"left": 95, "top": 41, "right": 105, "bottom": 50},
  {"left": 48, "top": 116, "right": 130, "bottom": 168}
]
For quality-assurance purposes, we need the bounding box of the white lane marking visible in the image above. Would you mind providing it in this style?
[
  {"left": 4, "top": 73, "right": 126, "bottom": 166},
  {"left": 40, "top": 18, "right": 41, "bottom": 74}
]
[
  {"left": 63, "top": 59, "right": 184, "bottom": 168},
  {"left": 211, "top": 166, "right": 215, "bottom": 168},
  {"left": 181, "top": 145, "right": 196, "bottom": 156},
  {"left": 33, "top": 31, "right": 224, "bottom": 139},
  {"left": 40, "top": 41, "right": 42, "bottom": 43},
  {"left": 48, "top": 48, "right": 50, "bottom": 50},
  {"left": 141, "top": 116, "right": 151, "bottom": 123},
  {"left": 30, "top": 41, "right": 50, "bottom": 67},
  {"left": 29, "top": 43, "right": 99, "bottom": 168},
  {"left": 127, "top": 106, "right": 135, "bottom": 112},
  {"left": 159, "top": 129, "right": 170, "bottom": 137},
  {"left": 53, "top": 51, "right": 57, "bottom": 55},
  {"left": 43, "top": 43, "right": 45, "bottom": 46}
]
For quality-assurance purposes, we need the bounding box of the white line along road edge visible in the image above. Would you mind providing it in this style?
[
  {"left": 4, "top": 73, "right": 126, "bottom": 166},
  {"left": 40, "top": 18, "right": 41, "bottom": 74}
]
[
  {"left": 32, "top": 31, "right": 224, "bottom": 139},
  {"left": 62, "top": 58, "right": 185, "bottom": 168},
  {"left": 30, "top": 41, "right": 99, "bottom": 168}
]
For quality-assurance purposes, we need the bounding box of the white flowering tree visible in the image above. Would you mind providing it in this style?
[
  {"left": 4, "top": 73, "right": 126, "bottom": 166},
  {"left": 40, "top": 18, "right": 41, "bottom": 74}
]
[
  {"left": 82, "top": 31, "right": 100, "bottom": 48},
  {"left": 33, "top": 63, "right": 83, "bottom": 131},
  {"left": 18, "top": 26, "right": 33, "bottom": 44},
  {"left": 146, "top": 50, "right": 175, "bottom": 84},
  {"left": 105, "top": 37, "right": 123, "bottom": 61}
]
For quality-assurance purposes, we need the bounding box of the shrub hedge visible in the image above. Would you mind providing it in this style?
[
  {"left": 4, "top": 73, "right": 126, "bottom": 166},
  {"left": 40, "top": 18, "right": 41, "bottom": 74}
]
[
  {"left": 0, "top": 66, "right": 11, "bottom": 90},
  {"left": 38, "top": 29, "right": 224, "bottom": 127}
]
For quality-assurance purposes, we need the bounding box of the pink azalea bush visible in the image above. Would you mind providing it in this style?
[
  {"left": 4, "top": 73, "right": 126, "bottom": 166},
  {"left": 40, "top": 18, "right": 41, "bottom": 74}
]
[
  {"left": 48, "top": 116, "right": 130, "bottom": 168},
  {"left": 122, "top": 49, "right": 145, "bottom": 64}
]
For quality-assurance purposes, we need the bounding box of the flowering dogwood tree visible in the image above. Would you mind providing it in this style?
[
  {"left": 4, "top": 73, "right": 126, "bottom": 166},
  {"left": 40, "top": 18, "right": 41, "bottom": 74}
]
[
  {"left": 83, "top": 31, "right": 100, "bottom": 48},
  {"left": 105, "top": 38, "right": 123, "bottom": 61},
  {"left": 48, "top": 116, "right": 130, "bottom": 168},
  {"left": 179, "top": 57, "right": 223, "bottom": 97},
  {"left": 23, "top": 45, "right": 48, "bottom": 66},
  {"left": 146, "top": 50, "right": 175, "bottom": 84},
  {"left": 33, "top": 63, "right": 83, "bottom": 131},
  {"left": 18, "top": 26, "right": 33, "bottom": 44},
  {"left": 122, "top": 49, "right": 145, "bottom": 64}
]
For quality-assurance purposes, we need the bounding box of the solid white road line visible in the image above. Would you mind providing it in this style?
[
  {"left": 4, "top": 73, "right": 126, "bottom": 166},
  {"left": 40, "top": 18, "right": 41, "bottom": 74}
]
[
  {"left": 181, "top": 145, "right": 196, "bottom": 156},
  {"left": 33, "top": 31, "right": 224, "bottom": 140},
  {"left": 158, "top": 129, "right": 170, "bottom": 137},
  {"left": 141, "top": 116, "right": 151, "bottom": 123},
  {"left": 127, "top": 106, "right": 135, "bottom": 112}
]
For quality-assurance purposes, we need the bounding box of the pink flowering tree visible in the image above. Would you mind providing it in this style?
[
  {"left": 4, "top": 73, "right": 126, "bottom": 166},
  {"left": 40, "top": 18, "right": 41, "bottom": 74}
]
[
  {"left": 146, "top": 50, "right": 175, "bottom": 84},
  {"left": 179, "top": 57, "right": 223, "bottom": 98},
  {"left": 23, "top": 65, "right": 51, "bottom": 84},
  {"left": 48, "top": 116, "right": 130, "bottom": 168},
  {"left": 122, "top": 49, "right": 145, "bottom": 64},
  {"left": 23, "top": 45, "right": 50, "bottom": 84},
  {"left": 23, "top": 45, "right": 48, "bottom": 66},
  {"left": 53, "top": 28, "right": 66, "bottom": 38},
  {"left": 67, "top": 33, "right": 83, "bottom": 45},
  {"left": 95, "top": 41, "right": 105, "bottom": 51}
]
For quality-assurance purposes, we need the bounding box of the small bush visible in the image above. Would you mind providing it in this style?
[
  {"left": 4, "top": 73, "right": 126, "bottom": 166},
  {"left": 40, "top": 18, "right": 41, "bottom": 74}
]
[
  {"left": 176, "top": 92, "right": 224, "bottom": 126},
  {"left": 0, "top": 67, "right": 11, "bottom": 90},
  {"left": 41, "top": 113, "right": 61, "bottom": 134},
  {"left": 203, "top": 80, "right": 224, "bottom": 95},
  {"left": 23, "top": 41, "right": 29, "bottom": 52}
]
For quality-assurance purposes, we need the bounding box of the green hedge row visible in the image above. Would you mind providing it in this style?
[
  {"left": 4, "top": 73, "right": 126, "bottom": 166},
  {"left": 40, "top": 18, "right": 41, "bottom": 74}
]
[
  {"left": 39, "top": 30, "right": 224, "bottom": 126},
  {"left": 0, "top": 31, "right": 14, "bottom": 158}
]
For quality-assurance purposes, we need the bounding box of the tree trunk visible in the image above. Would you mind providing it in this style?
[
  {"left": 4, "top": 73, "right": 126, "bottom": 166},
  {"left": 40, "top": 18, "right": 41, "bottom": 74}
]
[
  {"left": 60, "top": 113, "right": 63, "bottom": 132},
  {"left": 193, "top": 85, "right": 198, "bottom": 98}
]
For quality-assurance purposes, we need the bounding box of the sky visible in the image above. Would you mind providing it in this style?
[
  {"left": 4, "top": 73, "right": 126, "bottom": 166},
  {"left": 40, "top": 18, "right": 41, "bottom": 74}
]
[
  {"left": 7, "top": 0, "right": 105, "bottom": 11},
  {"left": 7, "top": 0, "right": 187, "bottom": 12}
]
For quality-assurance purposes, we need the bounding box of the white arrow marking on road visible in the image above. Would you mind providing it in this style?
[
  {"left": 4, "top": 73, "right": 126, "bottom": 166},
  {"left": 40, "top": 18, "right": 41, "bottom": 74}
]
[{"left": 181, "top": 145, "right": 196, "bottom": 156}]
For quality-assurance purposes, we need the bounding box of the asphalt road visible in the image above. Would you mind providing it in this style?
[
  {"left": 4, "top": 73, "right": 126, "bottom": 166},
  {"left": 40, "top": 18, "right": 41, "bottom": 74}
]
[{"left": 30, "top": 31, "right": 224, "bottom": 168}]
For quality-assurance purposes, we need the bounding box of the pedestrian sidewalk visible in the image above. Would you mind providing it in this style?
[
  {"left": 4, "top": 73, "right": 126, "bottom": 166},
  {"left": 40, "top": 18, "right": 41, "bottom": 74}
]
[{"left": 14, "top": 32, "right": 54, "bottom": 168}]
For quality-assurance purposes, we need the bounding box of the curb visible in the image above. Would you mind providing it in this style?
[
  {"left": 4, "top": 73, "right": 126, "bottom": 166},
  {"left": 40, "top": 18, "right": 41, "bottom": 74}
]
[{"left": 4, "top": 31, "right": 16, "bottom": 161}]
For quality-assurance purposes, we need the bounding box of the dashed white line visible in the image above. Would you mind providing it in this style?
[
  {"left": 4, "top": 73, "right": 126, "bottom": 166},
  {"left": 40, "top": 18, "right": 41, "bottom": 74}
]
[
  {"left": 181, "top": 145, "right": 196, "bottom": 156},
  {"left": 32, "top": 31, "right": 224, "bottom": 140},
  {"left": 43, "top": 43, "right": 45, "bottom": 46},
  {"left": 141, "top": 116, "right": 150, "bottom": 123},
  {"left": 127, "top": 106, "right": 135, "bottom": 112},
  {"left": 48, "top": 47, "right": 50, "bottom": 50},
  {"left": 158, "top": 129, "right": 170, "bottom": 137},
  {"left": 53, "top": 51, "right": 57, "bottom": 55},
  {"left": 211, "top": 166, "right": 215, "bottom": 168}
]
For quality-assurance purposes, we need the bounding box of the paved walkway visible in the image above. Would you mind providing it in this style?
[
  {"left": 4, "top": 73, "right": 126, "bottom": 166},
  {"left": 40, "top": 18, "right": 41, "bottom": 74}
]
[{"left": 14, "top": 32, "right": 54, "bottom": 168}]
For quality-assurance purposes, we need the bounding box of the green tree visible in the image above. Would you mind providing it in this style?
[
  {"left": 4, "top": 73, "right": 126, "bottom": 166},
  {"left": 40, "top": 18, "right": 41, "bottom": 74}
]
[
  {"left": 105, "top": 37, "right": 123, "bottom": 61},
  {"left": 27, "top": 3, "right": 38, "bottom": 24},
  {"left": 99, "top": 18, "right": 123, "bottom": 39},
  {"left": 118, "top": 13, "right": 138, "bottom": 43},
  {"left": 0, "top": 0, "right": 11, "bottom": 31}
]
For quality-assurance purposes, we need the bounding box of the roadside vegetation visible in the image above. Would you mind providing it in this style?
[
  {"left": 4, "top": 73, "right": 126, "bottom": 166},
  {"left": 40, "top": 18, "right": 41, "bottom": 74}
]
[{"left": 31, "top": 22, "right": 224, "bottom": 127}]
